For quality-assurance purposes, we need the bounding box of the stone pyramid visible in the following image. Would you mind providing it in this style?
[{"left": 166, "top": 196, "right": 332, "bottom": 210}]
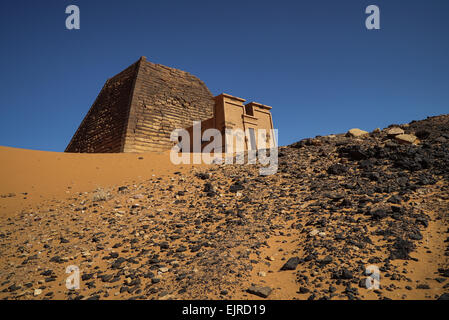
[{"left": 65, "top": 56, "right": 214, "bottom": 153}]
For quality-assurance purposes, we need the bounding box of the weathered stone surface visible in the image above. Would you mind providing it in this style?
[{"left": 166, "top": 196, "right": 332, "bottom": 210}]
[
  {"left": 386, "top": 127, "right": 405, "bottom": 136},
  {"left": 394, "top": 134, "right": 419, "bottom": 145},
  {"left": 346, "top": 128, "right": 369, "bottom": 138},
  {"left": 247, "top": 286, "right": 272, "bottom": 298}
]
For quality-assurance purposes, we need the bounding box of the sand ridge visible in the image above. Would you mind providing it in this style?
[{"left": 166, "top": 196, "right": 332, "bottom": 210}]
[{"left": 0, "top": 146, "right": 203, "bottom": 217}]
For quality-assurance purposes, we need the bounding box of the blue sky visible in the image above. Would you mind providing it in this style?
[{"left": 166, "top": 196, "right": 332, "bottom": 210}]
[{"left": 0, "top": 0, "right": 448, "bottom": 151}]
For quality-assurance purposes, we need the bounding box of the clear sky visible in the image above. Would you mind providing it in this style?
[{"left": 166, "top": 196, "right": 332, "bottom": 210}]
[{"left": 0, "top": 0, "right": 448, "bottom": 151}]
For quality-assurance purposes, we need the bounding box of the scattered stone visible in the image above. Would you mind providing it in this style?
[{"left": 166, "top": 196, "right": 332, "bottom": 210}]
[
  {"left": 49, "top": 256, "right": 63, "bottom": 263},
  {"left": 390, "top": 239, "right": 415, "bottom": 260},
  {"left": 394, "top": 134, "right": 419, "bottom": 145},
  {"left": 247, "top": 286, "right": 272, "bottom": 298},
  {"left": 327, "top": 164, "right": 348, "bottom": 175},
  {"left": 386, "top": 127, "right": 405, "bottom": 136},
  {"left": 332, "top": 268, "right": 353, "bottom": 280},
  {"left": 346, "top": 128, "right": 369, "bottom": 138},
  {"left": 438, "top": 293, "right": 449, "bottom": 300},
  {"left": 280, "top": 257, "right": 300, "bottom": 271},
  {"left": 438, "top": 268, "right": 449, "bottom": 277},
  {"left": 298, "top": 287, "right": 310, "bottom": 294}
]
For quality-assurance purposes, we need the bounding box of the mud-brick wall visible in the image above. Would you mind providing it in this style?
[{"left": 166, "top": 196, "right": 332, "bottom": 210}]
[
  {"left": 122, "top": 59, "right": 214, "bottom": 152},
  {"left": 65, "top": 62, "right": 139, "bottom": 153}
]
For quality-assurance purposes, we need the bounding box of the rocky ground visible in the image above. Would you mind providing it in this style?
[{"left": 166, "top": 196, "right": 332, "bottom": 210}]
[{"left": 0, "top": 114, "right": 448, "bottom": 300}]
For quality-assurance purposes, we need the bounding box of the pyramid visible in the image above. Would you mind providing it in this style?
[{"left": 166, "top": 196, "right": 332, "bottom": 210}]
[{"left": 65, "top": 56, "right": 214, "bottom": 153}]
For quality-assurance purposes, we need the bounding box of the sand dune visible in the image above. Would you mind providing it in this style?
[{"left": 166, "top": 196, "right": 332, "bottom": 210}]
[{"left": 0, "top": 146, "right": 198, "bottom": 217}]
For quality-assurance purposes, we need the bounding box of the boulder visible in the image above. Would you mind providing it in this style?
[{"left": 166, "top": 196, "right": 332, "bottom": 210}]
[
  {"left": 386, "top": 127, "right": 404, "bottom": 136},
  {"left": 247, "top": 286, "right": 272, "bottom": 298},
  {"left": 346, "top": 128, "right": 369, "bottom": 138},
  {"left": 394, "top": 134, "right": 419, "bottom": 145},
  {"left": 280, "top": 257, "right": 301, "bottom": 270}
]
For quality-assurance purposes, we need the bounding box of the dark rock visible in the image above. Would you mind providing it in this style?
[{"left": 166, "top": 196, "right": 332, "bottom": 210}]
[
  {"left": 438, "top": 293, "right": 449, "bottom": 300},
  {"left": 327, "top": 164, "right": 348, "bottom": 175},
  {"left": 370, "top": 208, "right": 388, "bottom": 220},
  {"left": 387, "top": 195, "right": 402, "bottom": 204},
  {"left": 332, "top": 268, "right": 353, "bottom": 280},
  {"left": 49, "top": 256, "right": 63, "bottom": 263},
  {"left": 318, "top": 255, "right": 333, "bottom": 265},
  {"left": 111, "top": 257, "right": 127, "bottom": 269},
  {"left": 298, "top": 287, "right": 310, "bottom": 294},
  {"left": 438, "top": 268, "right": 449, "bottom": 277},
  {"left": 415, "top": 130, "right": 430, "bottom": 140},
  {"left": 40, "top": 270, "right": 53, "bottom": 276},
  {"left": 8, "top": 284, "right": 21, "bottom": 292},
  {"left": 82, "top": 273, "right": 93, "bottom": 281},
  {"left": 118, "top": 186, "right": 128, "bottom": 192},
  {"left": 159, "top": 242, "right": 170, "bottom": 250},
  {"left": 247, "top": 285, "right": 272, "bottom": 298},
  {"left": 280, "top": 257, "right": 300, "bottom": 271},
  {"left": 339, "top": 145, "right": 368, "bottom": 161},
  {"left": 100, "top": 274, "right": 113, "bottom": 282},
  {"left": 390, "top": 239, "right": 415, "bottom": 260},
  {"left": 195, "top": 172, "right": 210, "bottom": 180},
  {"left": 190, "top": 244, "right": 202, "bottom": 252},
  {"left": 229, "top": 182, "right": 245, "bottom": 193},
  {"left": 203, "top": 183, "right": 215, "bottom": 196}
]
